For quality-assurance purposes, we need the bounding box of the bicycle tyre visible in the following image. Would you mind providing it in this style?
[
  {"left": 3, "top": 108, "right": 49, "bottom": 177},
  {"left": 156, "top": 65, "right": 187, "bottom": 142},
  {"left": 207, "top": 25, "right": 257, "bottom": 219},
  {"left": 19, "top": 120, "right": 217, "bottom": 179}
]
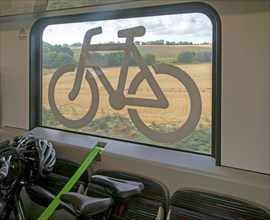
[
  {"left": 128, "top": 63, "right": 202, "bottom": 143},
  {"left": 48, "top": 64, "right": 99, "bottom": 128}
]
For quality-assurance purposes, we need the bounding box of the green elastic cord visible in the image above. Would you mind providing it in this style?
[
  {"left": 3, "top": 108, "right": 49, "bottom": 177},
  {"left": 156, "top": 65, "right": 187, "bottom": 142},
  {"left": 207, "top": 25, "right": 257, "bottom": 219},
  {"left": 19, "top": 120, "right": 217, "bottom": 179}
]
[{"left": 38, "top": 146, "right": 102, "bottom": 220}]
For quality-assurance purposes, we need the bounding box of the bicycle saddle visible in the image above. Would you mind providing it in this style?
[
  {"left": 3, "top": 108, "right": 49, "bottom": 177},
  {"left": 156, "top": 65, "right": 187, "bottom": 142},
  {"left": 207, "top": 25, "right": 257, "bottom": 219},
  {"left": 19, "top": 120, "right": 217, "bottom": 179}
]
[
  {"left": 91, "top": 175, "right": 144, "bottom": 199},
  {"left": 60, "top": 192, "right": 114, "bottom": 216}
]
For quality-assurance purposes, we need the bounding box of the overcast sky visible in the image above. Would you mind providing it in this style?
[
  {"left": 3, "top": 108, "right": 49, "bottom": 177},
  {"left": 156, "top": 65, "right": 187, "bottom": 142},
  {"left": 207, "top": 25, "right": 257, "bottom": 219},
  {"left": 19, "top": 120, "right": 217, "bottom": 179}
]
[{"left": 43, "top": 13, "right": 212, "bottom": 45}]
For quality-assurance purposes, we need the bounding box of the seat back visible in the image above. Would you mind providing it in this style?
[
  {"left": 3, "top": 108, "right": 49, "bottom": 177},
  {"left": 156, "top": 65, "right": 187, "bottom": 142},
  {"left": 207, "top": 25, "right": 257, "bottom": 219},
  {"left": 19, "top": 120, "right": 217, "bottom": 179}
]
[
  {"left": 168, "top": 188, "right": 270, "bottom": 220},
  {"left": 25, "top": 158, "right": 89, "bottom": 209}
]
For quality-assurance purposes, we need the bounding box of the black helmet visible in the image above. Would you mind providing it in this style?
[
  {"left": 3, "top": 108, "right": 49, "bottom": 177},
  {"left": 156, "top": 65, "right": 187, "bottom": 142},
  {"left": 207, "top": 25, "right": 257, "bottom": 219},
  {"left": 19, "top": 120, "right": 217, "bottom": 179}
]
[{"left": 34, "top": 139, "right": 56, "bottom": 178}]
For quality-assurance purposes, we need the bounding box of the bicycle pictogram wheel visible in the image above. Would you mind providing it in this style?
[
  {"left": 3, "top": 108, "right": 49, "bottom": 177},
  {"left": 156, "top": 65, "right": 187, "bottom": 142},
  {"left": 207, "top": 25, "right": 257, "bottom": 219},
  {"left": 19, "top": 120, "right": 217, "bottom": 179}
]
[
  {"left": 48, "top": 64, "right": 99, "bottom": 128},
  {"left": 127, "top": 63, "right": 202, "bottom": 143}
]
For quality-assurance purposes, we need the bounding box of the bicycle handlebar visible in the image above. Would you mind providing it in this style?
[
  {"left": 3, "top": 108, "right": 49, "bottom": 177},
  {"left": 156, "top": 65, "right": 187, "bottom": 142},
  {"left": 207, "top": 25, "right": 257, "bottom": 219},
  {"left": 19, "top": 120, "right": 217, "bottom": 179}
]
[
  {"left": 84, "top": 27, "right": 102, "bottom": 44},
  {"left": 87, "top": 26, "right": 102, "bottom": 36}
]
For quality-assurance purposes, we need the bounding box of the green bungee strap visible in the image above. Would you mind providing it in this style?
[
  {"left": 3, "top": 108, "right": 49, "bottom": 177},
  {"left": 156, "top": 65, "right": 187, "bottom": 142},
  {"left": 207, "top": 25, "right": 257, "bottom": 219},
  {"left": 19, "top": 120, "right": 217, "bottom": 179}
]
[{"left": 38, "top": 146, "right": 102, "bottom": 220}]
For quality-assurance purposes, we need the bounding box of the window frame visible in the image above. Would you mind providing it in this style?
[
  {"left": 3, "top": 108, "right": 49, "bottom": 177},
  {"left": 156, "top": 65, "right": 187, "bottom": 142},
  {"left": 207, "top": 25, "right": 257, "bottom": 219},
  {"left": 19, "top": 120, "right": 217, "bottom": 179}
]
[{"left": 29, "top": 2, "right": 221, "bottom": 163}]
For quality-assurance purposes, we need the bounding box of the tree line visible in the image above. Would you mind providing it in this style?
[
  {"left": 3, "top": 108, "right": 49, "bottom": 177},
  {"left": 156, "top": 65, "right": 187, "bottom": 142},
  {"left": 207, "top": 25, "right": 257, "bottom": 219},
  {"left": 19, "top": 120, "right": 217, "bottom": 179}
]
[
  {"left": 71, "top": 40, "right": 210, "bottom": 46},
  {"left": 177, "top": 51, "right": 212, "bottom": 63},
  {"left": 42, "top": 42, "right": 156, "bottom": 68},
  {"left": 43, "top": 42, "right": 211, "bottom": 69},
  {"left": 43, "top": 42, "right": 76, "bottom": 69}
]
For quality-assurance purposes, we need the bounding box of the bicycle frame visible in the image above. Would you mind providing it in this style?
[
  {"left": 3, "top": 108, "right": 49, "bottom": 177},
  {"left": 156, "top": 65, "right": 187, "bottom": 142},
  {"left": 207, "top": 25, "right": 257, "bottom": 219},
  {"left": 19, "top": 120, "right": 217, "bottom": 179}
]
[{"left": 68, "top": 26, "right": 169, "bottom": 110}]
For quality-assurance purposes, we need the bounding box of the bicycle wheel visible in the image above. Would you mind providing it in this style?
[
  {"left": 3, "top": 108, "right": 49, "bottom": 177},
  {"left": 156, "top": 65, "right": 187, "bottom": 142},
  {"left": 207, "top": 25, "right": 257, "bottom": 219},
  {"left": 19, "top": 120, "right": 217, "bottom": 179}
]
[
  {"left": 48, "top": 64, "right": 99, "bottom": 128},
  {"left": 128, "top": 63, "right": 202, "bottom": 143}
]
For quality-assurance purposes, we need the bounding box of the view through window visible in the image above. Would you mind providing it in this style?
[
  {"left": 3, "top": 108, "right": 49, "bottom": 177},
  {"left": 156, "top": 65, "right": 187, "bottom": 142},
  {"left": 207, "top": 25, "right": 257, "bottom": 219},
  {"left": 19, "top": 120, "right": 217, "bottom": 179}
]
[{"left": 41, "top": 12, "right": 213, "bottom": 154}]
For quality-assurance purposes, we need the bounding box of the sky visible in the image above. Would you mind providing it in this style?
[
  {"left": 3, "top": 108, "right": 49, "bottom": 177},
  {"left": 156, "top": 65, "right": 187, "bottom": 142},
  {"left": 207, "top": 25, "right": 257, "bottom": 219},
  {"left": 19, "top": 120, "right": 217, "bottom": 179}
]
[{"left": 43, "top": 13, "right": 212, "bottom": 45}]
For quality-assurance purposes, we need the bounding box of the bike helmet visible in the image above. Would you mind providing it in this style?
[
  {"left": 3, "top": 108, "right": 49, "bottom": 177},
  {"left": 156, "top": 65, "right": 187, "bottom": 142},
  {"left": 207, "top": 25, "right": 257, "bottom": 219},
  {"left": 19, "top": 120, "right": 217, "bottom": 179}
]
[{"left": 34, "top": 138, "right": 56, "bottom": 178}]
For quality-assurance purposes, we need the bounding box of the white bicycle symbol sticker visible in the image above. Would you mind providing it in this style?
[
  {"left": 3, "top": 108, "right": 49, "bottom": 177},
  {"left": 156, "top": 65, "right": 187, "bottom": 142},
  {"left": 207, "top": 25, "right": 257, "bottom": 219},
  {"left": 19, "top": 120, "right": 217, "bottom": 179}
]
[{"left": 48, "top": 26, "right": 202, "bottom": 143}]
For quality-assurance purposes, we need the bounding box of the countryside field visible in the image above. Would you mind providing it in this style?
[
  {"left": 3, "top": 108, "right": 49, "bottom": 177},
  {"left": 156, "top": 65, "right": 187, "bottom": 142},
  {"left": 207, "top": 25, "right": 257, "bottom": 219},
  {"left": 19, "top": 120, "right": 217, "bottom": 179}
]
[{"left": 42, "top": 44, "right": 212, "bottom": 153}]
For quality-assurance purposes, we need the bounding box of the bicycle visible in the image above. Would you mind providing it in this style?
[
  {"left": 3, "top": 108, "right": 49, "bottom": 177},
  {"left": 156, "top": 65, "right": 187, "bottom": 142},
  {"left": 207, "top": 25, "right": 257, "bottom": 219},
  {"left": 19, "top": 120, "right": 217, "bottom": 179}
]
[
  {"left": 0, "top": 135, "right": 145, "bottom": 220},
  {"left": 0, "top": 134, "right": 56, "bottom": 220},
  {"left": 48, "top": 26, "right": 202, "bottom": 143}
]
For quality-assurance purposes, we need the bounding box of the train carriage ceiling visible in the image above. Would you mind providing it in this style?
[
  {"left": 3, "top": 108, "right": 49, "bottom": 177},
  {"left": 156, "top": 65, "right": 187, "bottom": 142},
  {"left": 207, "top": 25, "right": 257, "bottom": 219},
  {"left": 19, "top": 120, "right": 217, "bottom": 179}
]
[{"left": 0, "top": 0, "right": 135, "bottom": 17}]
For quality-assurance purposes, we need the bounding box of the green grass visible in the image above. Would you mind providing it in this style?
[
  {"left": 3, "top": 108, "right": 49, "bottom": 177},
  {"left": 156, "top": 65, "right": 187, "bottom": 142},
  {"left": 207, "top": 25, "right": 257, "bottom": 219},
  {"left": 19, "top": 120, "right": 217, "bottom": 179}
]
[{"left": 42, "top": 108, "right": 211, "bottom": 154}]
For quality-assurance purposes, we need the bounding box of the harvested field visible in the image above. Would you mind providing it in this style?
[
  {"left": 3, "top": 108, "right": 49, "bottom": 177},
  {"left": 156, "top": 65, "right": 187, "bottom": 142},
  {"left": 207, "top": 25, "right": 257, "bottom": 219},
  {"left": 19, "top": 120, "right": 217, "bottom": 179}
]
[{"left": 42, "top": 63, "right": 211, "bottom": 127}]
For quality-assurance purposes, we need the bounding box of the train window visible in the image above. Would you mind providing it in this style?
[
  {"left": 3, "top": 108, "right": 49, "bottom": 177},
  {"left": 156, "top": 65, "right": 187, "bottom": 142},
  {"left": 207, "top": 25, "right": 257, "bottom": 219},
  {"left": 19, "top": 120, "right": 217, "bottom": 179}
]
[
  {"left": 0, "top": 0, "right": 132, "bottom": 17},
  {"left": 30, "top": 3, "right": 221, "bottom": 157}
]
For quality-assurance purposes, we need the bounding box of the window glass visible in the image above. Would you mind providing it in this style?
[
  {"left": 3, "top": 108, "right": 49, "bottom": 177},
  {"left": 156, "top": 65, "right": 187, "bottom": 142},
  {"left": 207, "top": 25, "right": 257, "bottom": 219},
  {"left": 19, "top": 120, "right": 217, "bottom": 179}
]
[
  {"left": 41, "top": 10, "right": 214, "bottom": 154},
  {"left": 0, "top": 0, "right": 132, "bottom": 17}
]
